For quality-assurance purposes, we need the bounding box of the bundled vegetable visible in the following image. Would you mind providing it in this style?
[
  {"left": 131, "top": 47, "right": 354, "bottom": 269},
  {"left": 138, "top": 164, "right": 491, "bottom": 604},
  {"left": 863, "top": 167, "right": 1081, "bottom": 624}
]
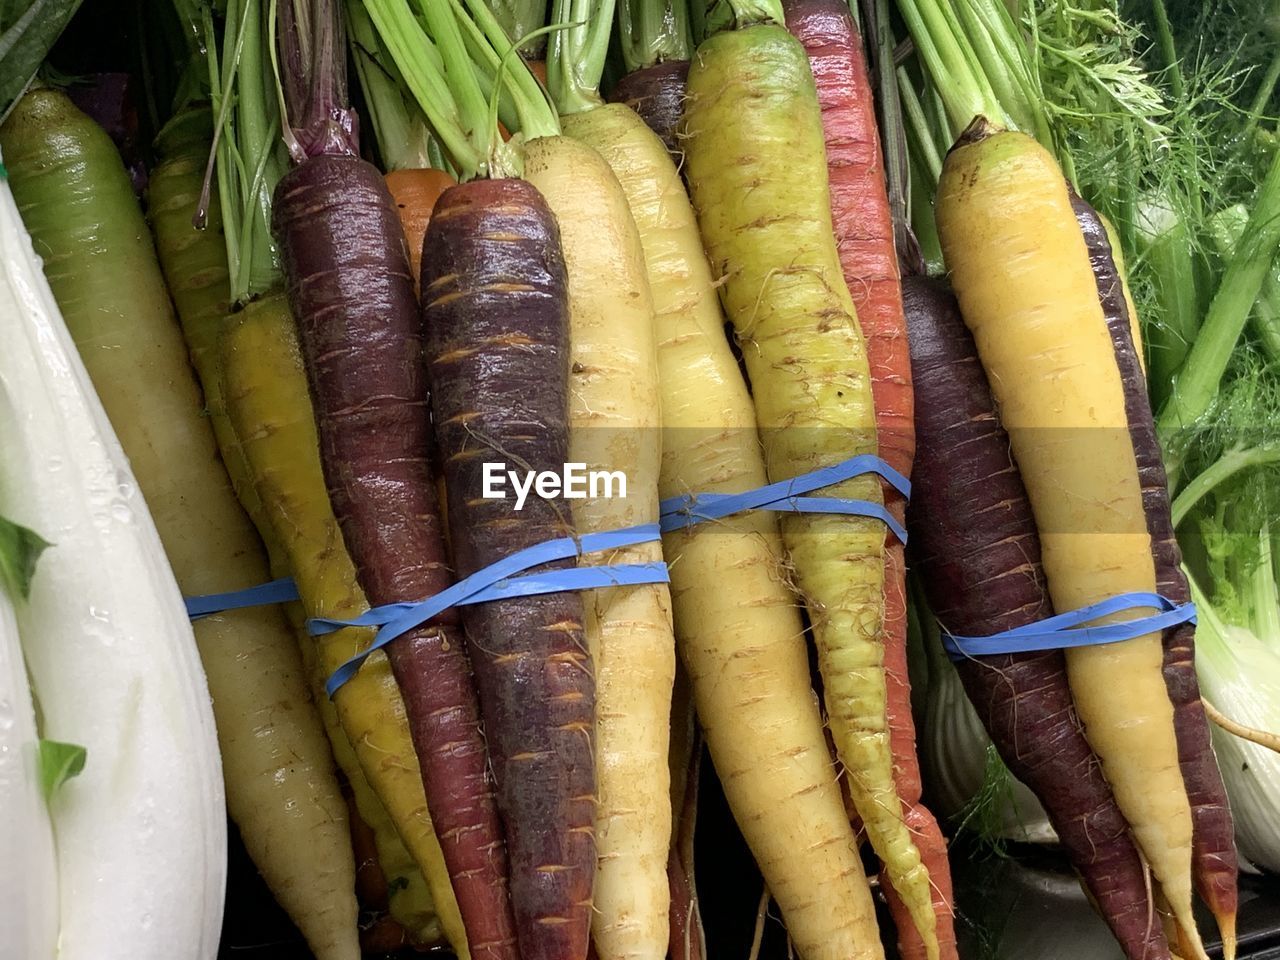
[
  {"left": 530, "top": 8, "right": 679, "bottom": 960},
  {"left": 270, "top": 3, "right": 519, "bottom": 958},
  {"left": 780, "top": 1, "right": 955, "bottom": 955},
  {"left": 220, "top": 299, "right": 467, "bottom": 953},
  {"left": 681, "top": 2, "right": 935, "bottom": 955},
  {"left": 364, "top": 5, "right": 600, "bottom": 957},
  {"left": 592, "top": 6, "right": 883, "bottom": 958},
  {"left": 0, "top": 155, "right": 225, "bottom": 960},
  {"left": 936, "top": 121, "right": 1204, "bottom": 957},
  {"left": 905, "top": 275, "right": 1172, "bottom": 960}
]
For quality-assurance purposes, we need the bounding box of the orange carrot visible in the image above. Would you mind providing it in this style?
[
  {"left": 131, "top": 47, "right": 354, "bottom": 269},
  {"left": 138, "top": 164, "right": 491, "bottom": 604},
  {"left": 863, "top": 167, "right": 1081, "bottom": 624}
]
[
  {"left": 782, "top": 1, "right": 954, "bottom": 957},
  {"left": 384, "top": 168, "right": 458, "bottom": 291}
]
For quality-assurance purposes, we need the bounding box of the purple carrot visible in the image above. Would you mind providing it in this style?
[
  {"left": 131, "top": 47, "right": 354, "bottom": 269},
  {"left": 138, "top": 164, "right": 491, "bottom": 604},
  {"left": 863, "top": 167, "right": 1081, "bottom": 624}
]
[
  {"left": 421, "top": 178, "right": 595, "bottom": 960},
  {"left": 269, "top": 4, "right": 519, "bottom": 958},
  {"left": 606, "top": 60, "right": 689, "bottom": 160},
  {"left": 1072, "top": 193, "right": 1238, "bottom": 944},
  {"left": 905, "top": 275, "right": 1172, "bottom": 960}
]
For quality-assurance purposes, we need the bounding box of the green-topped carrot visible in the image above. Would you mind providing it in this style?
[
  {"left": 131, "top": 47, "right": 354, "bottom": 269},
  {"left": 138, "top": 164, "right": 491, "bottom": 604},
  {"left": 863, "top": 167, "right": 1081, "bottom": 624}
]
[
  {"left": 529, "top": 7, "right": 679, "bottom": 960},
  {"left": 780, "top": 3, "right": 954, "bottom": 955},
  {"left": 606, "top": 0, "right": 693, "bottom": 157},
  {"left": 560, "top": 3, "right": 881, "bottom": 958},
  {"left": 364, "top": 4, "right": 595, "bottom": 958},
  {"left": 936, "top": 120, "right": 1206, "bottom": 960},
  {"left": 681, "top": 2, "right": 929, "bottom": 955},
  {"left": 269, "top": 3, "right": 519, "bottom": 959}
]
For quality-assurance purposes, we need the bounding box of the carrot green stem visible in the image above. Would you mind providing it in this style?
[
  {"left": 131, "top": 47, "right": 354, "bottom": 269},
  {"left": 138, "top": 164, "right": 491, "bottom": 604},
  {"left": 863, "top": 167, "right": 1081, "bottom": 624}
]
[
  {"left": 616, "top": 0, "right": 691, "bottom": 72},
  {"left": 892, "top": 0, "right": 1009, "bottom": 138},
  {"left": 365, "top": 0, "right": 557, "bottom": 179},
  {"left": 195, "top": 0, "right": 289, "bottom": 301},
  {"left": 485, "top": 0, "right": 549, "bottom": 48},
  {"left": 724, "top": 0, "right": 783, "bottom": 27},
  {"left": 276, "top": 0, "right": 360, "bottom": 161},
  {"left": 1157, "top": 146, "right": 1280, "bottom": 461},
  {"left": 863, "top": 0, "right": 908, "bottom": 253},
  {"left": 345, "top": 0, "right": 436, "bottom": 170},
  {"left": 546, "top": 0, "right": 615, "bottom": 114}
]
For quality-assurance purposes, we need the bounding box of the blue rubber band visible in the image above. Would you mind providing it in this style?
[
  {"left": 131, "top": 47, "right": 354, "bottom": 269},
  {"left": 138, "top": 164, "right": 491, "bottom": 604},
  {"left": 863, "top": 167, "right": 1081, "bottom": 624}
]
[
  {"left": 659, "top": 454, "right": 910, "bottom": 544},
  {"left": 941, "top": 592, "right": 1197, "bottom": 660},
  {"left": 318, "top": 522, "right": 667, "bottom": 697},
  {"left": 185, "top": 577, "right": 301, "bottom": 620}
]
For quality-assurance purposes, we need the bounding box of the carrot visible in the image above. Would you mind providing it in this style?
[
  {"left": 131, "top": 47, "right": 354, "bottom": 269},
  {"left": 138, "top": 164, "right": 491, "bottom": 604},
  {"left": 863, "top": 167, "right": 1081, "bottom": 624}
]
[
  {"left": 779, "top": 3, "right": 955, "bottom": 955},
  {"left": 606, "top": 60, "right": 690, "bottom": 160},
  {"left": 529, "top": 16, "right": 683, "bottom": 960},
  {"left": 273, "top": 146, "right": 517, "bottom": 960},
  {"left": 147, "top": 106, "right": 275, "bottom": 542},
  {"left": 682, "top": 15, "right": 937, "bottom": 957},
  {"left": 1072, "top": 195, "right": 1238, "bottom": 955},
  {"left": 1, "top": 88, "right": 360, "bottom": 960},
  {"left": 570, "top": 97, "right": 881, "bottom": 960},
  {"left": 936, "top": 121, "right": 1205, "bottom": 958},
  {"left": 384, "top": 167, "right": 457, "bottom": 292},
  {"left": 421, "top": 177, "right": 595, "bottom": 960},
  {"left": 220, "top": 295, "right": 469, "bottom": 957},
  {"left": 904, "top": 275, "right": 1172, "bottom": 960},
  {"left": 271, "top": 6, "right": 520, "bottom": 957}
]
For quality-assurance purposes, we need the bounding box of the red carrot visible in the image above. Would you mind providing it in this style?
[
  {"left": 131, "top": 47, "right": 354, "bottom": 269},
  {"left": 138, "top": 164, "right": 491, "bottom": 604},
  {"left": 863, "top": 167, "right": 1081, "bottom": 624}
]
[
  {"left": 781, "top": 2, "right": 953, "bottom": 955},
  {"left": 420, "top": 178, "right": 595, "bottom": 960},
  {"left": 270, "top": 4, "right": 518, "bottom": 958},
  {"left": 1072, "top": 195, "right": 1238, "bottom": 949},
  {"left": 904, "top": 275, "right": 1173, "bottom": 960}
]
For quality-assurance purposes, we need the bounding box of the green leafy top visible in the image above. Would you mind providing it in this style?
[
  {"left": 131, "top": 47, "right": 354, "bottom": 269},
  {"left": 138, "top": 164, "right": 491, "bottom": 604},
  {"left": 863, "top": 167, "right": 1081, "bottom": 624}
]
[
  {"left": 364, "top": 0, "right": 558, "bottom": 180},
  {"left": 547, "top": 0, "right": 616, "bottom": 115},
  {"left": 0, "top": 0, "right": 84, "bottom": 121},
  {"left": 0, "top": 514, "right": 48, "bottom": 601},
  {"left": 345, "top": 0, "right": 438, "bottom": 171}
]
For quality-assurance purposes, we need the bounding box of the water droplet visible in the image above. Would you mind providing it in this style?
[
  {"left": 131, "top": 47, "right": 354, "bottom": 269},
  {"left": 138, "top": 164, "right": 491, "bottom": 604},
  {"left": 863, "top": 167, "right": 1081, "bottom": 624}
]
[{"left": 111, "top": 500, "right": 132, "bottom": 524}]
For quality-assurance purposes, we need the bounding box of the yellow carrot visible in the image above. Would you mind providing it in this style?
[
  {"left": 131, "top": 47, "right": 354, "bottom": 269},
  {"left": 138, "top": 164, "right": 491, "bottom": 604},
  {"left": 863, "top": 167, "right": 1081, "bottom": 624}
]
[
  {"left": 683, "top": 25, "right": 932, "bottom": 957},
  {"left": 565, "top": 100, "right": 883, "bottom": 960},
  {"left": 220, "top": 293, "right": 470, "bottom": 960},
  {"left": 936, "top": 124, "right": 1203, "bottom": 958},
  {"left": 524, "top": 134, "right": 676, "bottom": 960}
]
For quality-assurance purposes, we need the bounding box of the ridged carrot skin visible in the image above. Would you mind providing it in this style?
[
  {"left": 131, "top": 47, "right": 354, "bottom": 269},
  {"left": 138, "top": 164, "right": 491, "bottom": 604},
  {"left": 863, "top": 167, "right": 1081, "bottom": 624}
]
[
  {"left": 904, "top": 276, "right": 1172, "bottom": 960},
  {"left": 607, "top": 61, "right": 690, "bottom": 161},
  {"left": 1073, "top": 196, "right": 1238, "bottom": 955},
  {"left": 147, "top": 110, "right": 444, "bottom": 948},
  {"left": 683, "top": 25, "right": 937, "bottom": 959},
  {"left": 571, "top": 101, "right": 883, "bottom": 960},
  {"left": 937, "top": 125, "right": 1204, "bottom": 959},
  {"left": 422, "top": 178, "right": 595, "bottom": 960},
  {"left": 780, "top": 4, "right": 954, "bottom": 955},
  {"left": 272, "top": 155, "right": 518, "bottom": 960},
  {"left": 220, "top": 294, "right": 467, "bottom": 957}
]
